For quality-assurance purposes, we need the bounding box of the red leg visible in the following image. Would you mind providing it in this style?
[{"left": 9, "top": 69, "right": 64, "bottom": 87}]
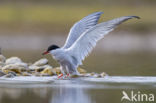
[
  {"left": 58, "top": 73, "right": 63, "bottom": 78},
  {"left": 67, "top": 73, "right": 70, "bottom": 77},
  {"left": 65, "top": 73, "right": 70, "bottom": 78}
]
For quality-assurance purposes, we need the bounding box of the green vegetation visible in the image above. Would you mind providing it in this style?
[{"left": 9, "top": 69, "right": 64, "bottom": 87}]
[{"left": 0, "top": 3, "right": 155, "bottom": 34}]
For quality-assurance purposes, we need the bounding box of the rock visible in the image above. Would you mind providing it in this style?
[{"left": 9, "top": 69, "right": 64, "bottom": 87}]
[
  {"left": 0, "top": 70, "right": 6, "bottom": 77},
  {"left": 99, "top": 72, "right": 108, "bottom": 77},
  {"left": 29, "top": 65, "right": 38, "bottom": 70},
  {"left": 77, "top": 67, "right": 87, "bottom": 74},
  {"left": 92, "top": 73, "right": 100, "bottom": 78},
  {"left": 2, "top": 64, "right": 28, "bottom": 74},
  {"left": 3, "top": 72, "right": 16, "bottom": 78},
  {"left": 52, "top": 67, "right": 61, "bottom": 75},
  {"left": 83, "top": 73, "right": 92, "bottom": 77},
  {"left": 29, "top": 65, "right": 43, "bottom": 72},
  {"left": 0, "top": 55, "right": 6, "bottom": 63},
  {"left": 33, "top": 58, "right": 48, "bottom": 66},
  {"left": 6, "top": 57, "right": 23, "bottom": 64},
  {"left": 16, "top": 62, "right": 28, "bottom": 67},
  {"left": 92, "top": 72, "right": 108, "bottom": 78},
  {"left": 90, "top": 72, "right": 95, "bottom": 76},
  {"left": 42, "top": 65, "right": 52, "bottom": 69},
  {"left": 8, "top": 71, "right": 17, "bottom": 76},
  {"left": 29, "top": 65, "right": 52, "bottom": 72},
  {"left": 40, "top": 67, "right": 55, "bottom": 76},
  {"left": 50, "top": 67, "right": 87, "bottom": 76}
]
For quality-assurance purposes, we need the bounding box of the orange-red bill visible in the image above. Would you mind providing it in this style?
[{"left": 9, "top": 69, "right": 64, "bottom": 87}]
[{"left": 42, "top": 51, "right": 49, "bottom": 55}]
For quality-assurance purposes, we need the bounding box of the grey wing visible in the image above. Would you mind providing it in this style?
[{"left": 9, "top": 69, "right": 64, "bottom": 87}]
[
  {"left": 66, "top": 16, "right": 140, "bottom": 65},
  {"left": 62, "top": 12, "right": 103, "bottom": 49}
]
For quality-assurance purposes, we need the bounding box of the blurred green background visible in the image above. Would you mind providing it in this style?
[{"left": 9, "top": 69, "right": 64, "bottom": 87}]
[{"left": 0, "top": 0, "right": 155, "bottom": 33}]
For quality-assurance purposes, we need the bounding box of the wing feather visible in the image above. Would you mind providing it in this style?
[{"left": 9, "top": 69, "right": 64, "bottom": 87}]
[
  {"left": 66, "top": 16, "right": 140, "bottom": 65},
  {"left": 62, "top": 12, "right": 103, "bottom": 49}
]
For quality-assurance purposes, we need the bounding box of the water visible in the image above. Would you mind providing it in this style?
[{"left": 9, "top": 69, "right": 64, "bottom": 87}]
[{"left": 0, "top": 76, "right": 156, "bottom": 103}]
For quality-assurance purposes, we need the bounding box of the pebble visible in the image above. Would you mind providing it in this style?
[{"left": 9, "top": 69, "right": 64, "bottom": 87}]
[
  {"left": 100, "top": 72, "right": 108, "bottom": 77},
  {"left": 33, "top": 58, "right": 48, "bottom": 66},
  {"left": 40, "top": 67, "right": 55, "bottom": 76},
  {"left": 29, "top": 65, "right": 52, "bottom": 72},
  {"left": 0, "top": 54, "right": 108, "bottom": 78},
  {"left": 6, "top": 57, "right": 23, "bottom": 64},
  {"left": 2, "top": 64, "right": 27, "bottom": 74},
  {"left": 52, "top": 67, "right": 61, "bottom": 75}
]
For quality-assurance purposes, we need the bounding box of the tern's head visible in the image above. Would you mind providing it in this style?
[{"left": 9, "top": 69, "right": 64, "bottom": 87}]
[{"left": 42, "top": 44, "right": 60, "bottom": 55}]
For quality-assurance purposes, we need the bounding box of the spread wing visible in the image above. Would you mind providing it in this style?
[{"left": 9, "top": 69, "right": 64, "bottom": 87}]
[
  {"left": 62, "top": 12, "right": 103, "bottom": 49},
  {"left": 66, "top": 16, "right": 140, "bottom": 65}
]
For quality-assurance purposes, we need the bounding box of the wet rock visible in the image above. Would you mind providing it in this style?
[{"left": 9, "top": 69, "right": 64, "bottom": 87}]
[
  {"left": 0, "top": 70, "right": 6, "bottom": 77},
  {"left": 77, "top": 67, "right": 87, "bottom": 74},
  {"left": 33, "top": 58, "right": 48, "bottom": 66}
]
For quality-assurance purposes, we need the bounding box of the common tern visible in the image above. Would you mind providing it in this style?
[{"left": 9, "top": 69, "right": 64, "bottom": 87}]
[{"left": 43, "top": 12, "right": 140, "bottom": 78}]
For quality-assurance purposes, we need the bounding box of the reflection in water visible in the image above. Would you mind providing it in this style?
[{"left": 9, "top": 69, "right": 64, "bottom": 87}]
[
  {"left": 0, "top": 80, "right": 94, "bottom": 103},
  {"left": 51, "top": 81, "right": 93, "bottom": 103},
  {"left": 0, "top": 78, "right": 156, "bottom": 103}
]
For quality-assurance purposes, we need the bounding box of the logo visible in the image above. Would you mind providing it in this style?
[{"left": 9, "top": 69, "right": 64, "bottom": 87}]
[{"left": 121, "top": 91, "right": 155, "bottom": 102}]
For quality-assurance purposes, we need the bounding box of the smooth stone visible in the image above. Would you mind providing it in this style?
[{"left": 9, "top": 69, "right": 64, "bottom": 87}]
[
  {"left": 99, "top": 72, "right": 108, "bottom": 77},
  {"left": 29, "top": 65, "right": 52, "bottom": 72},
  {"left": 6, "top": 57, "right": 23, "bottom": 64},
  {"left": 52, "top": 67, "right": 61, "bottom": 75},
  {"left": 33, "top": 58, "right": 48, "bottom": 66},
  {"left": 40, "top": 67, "right": 55, "bottom": 76},
  {"left": 2, "top": 64, "right": 27, "bottom": 74}
]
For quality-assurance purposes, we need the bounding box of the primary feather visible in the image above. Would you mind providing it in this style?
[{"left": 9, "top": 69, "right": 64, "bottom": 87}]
[
  {"left": 62, "top": 12, "right": 103, "bottom": 49},
  {"left": 66, "top": 16, "right": 140, "bottom": 65}
]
